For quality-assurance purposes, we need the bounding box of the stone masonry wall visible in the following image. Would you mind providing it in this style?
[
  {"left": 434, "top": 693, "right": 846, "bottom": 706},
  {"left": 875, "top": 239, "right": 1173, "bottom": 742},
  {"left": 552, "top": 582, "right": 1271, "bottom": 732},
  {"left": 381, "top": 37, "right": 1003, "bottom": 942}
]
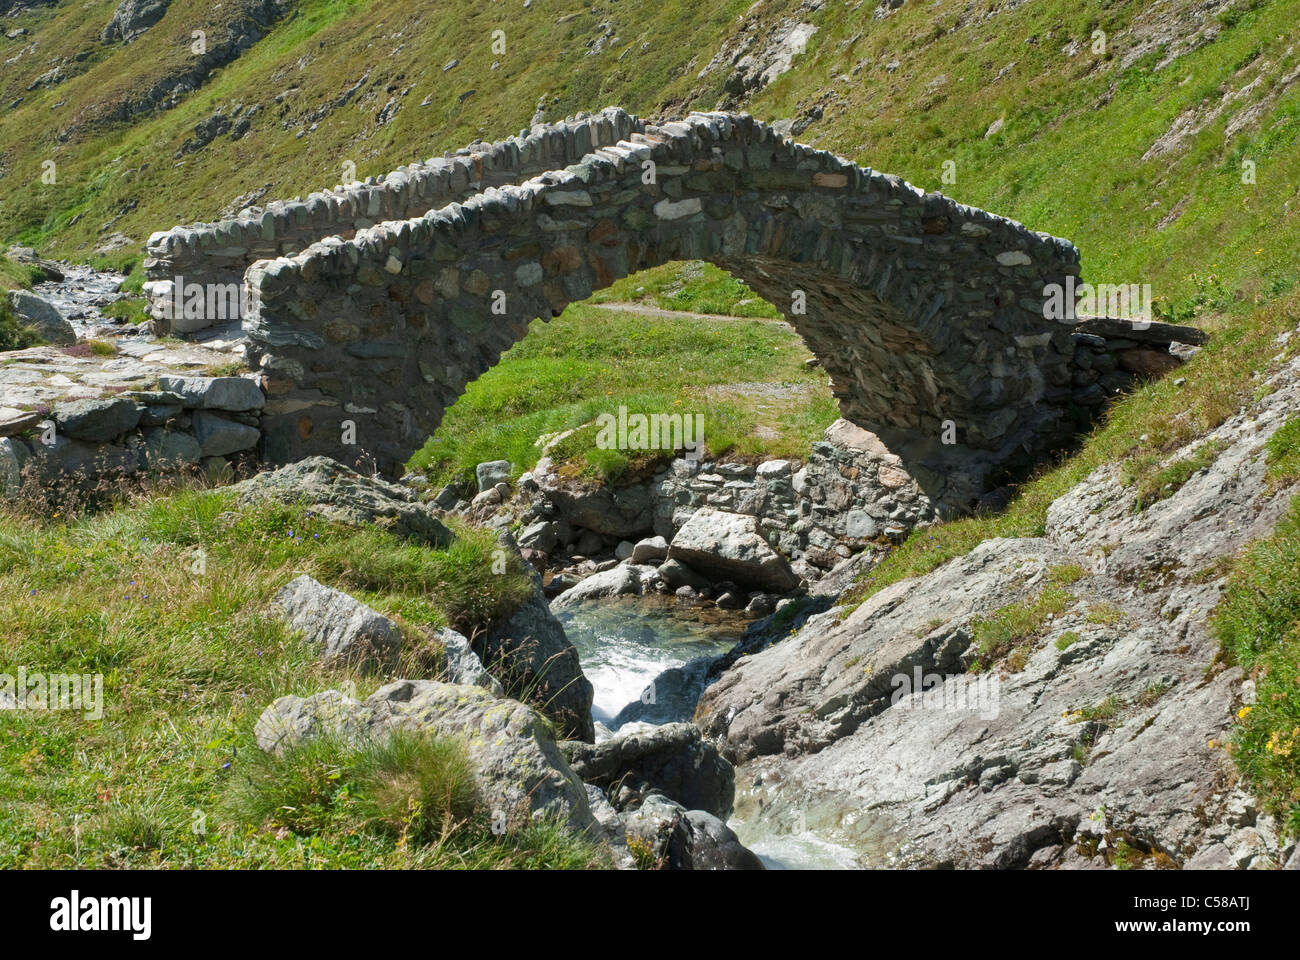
[
  {"left": 143, "top": 108, "right": 643, "bottom": 334},
  {"left": 241, "top": 110, "right": 1088, "bottom": 511},
  {"left": 0, "top": 375, "right": 265, "bottom": 494},
  {"left": 653, "top": 419, "right": 936, "bottom": 572}
]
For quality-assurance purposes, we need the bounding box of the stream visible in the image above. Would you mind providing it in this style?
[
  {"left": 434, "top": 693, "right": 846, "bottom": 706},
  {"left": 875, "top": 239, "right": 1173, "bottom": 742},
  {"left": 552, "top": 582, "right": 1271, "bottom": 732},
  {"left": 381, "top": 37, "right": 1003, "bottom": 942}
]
[{"left": 556, "top": 595, "right": 864, "bottom": 869}]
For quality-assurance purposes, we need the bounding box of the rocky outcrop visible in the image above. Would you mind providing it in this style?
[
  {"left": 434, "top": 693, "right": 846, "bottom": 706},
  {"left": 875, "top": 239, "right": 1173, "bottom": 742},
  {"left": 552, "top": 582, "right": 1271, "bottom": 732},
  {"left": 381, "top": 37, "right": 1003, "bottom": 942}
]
[
  {"left": 254, "top": 679, "right": 596, "bottom": 834},
  {"left": 6, "top": 290, "right": 76, "bottom": 346},
  {"left": 233, "top": 456, "right": 451, "bottom": 547},
  {"left": 668, "top": 507, "right": 800, "bottom": 593},
  {"left": 560, "top": 721, "right": 735, "bottom": 819},
  {"left": 2, "top": 375, "right": 265, "bottom": 492},
  {"left": 268, "top": 575, "right": 402, "bottom": 669},
  {"left": 102, "top": 0, "right": 172, "bottom": 43},
  {"left": 695, "top": 343, "right": 1300, "bottom": 869}
]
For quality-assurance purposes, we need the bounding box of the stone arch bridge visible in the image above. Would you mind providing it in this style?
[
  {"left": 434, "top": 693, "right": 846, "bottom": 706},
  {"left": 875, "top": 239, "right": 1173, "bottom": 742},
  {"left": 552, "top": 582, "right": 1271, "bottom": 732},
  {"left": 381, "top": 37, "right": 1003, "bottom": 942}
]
[{"left": 145, "top": 107, "right": 1196, "bottom": 510}]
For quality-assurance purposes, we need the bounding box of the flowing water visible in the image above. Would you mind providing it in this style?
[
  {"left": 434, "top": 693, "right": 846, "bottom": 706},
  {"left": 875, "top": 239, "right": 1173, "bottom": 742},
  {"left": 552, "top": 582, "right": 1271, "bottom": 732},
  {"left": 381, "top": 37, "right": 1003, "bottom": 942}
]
[
  {"left": 557, "top": 594, "right": 864, "bottom": 869},
  {"left": 555, "top": 595, "right": 742, "bottom": 728}
]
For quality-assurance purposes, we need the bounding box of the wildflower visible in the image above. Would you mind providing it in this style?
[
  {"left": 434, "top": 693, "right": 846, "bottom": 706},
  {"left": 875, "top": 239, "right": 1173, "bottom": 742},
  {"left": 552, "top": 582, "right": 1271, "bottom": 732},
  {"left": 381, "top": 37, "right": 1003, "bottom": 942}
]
[{"left": 1237, "top": 705, "right": 1252, "bottom": 719}]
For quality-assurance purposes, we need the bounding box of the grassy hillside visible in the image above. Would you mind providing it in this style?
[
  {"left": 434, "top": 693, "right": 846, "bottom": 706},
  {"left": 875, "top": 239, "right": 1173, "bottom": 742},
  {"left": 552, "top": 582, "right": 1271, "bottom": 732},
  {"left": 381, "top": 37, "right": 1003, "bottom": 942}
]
[
  {"left": 0, "top": 482, "right": 612, "bottom": 867},
  {"left": 0, "top": 0, "right": 1292, "bottom": 315}
]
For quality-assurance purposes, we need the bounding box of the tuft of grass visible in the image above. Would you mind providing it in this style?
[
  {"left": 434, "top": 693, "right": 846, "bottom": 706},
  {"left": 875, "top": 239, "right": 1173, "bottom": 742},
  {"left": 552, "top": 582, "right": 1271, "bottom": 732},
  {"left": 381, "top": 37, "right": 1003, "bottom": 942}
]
[
  {"left": 1054, "top": 630, "right": 1083, "bottom": 651},
  {"left": 1085, "top": 603, "right": 1125, "bottom": 626},
  {"left": 224, "top": 731, "right": 478, "bottom": 844},
  {"left": 1265, "top": 415, "right": 1300, "bottom": 488},
  {"left": 1213, "top": 495, "right": 1300, "bottom": 832},
  {"left": 1048, "top": 563, "right": 1086, "bottom": 585},
  {"left": 101, "top": 298, "right": 151, "bottom": 327},
  {"left": 969, "top": 584, "right": 1073, "bottom": 672},
  {"left": 1078, "top": 695, "right": 1121, "bottom": 723},
  {"left": 1125, "top": 440, "right": 1224, "bottom": 512},
  {"left": 221, "top": 730, "right": 606, "bottom": 868}
]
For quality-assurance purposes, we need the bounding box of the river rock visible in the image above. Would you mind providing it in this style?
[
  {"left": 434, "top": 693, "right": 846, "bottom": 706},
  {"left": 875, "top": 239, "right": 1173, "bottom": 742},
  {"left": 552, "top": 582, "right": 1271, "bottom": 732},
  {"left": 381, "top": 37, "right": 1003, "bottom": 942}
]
[
  {"left": 481, "top": 531, "right": 595, "bottom": 742},
  {"left": 668, "top": 508, "right": 799, "bottom": 593},
  {"left": 549, "top": 562, "right": 656, "bottom": 608},
  {"left": 657, "top": 557, "right": 710, "bottom": 592},
  {"left": 559, "top": 721, "right": 735, "bottom": 818},
  {"left": 621, "top": 794, "right": 764, "bottom": 870},
  {"left": 269, "top": 574, "right": 402, "bottom": 669},
  {"left": 254, "top": 679, "right": 597, "bottom": 834},
  {"left": 610, "top": 654, "right": 717, "bottom": 728},
  {"left": 631, "top": 535, "right": 669, "bottom": 564}
]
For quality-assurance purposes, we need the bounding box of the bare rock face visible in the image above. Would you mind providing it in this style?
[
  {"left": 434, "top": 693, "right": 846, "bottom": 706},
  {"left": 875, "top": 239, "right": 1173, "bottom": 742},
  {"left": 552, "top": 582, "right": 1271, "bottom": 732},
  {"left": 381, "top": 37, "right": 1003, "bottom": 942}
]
[
  {"left": 233, "top": 456, "right": 452, "bottom": 547},
  {"left": 668, "top": 507, "right": 800, "bottom": 593},
  {"left": 697, "top": 351, "right": 1300, "bottom": 869},
  {"left": 254, "top": 679, "right": 597, "bottom": 835}
]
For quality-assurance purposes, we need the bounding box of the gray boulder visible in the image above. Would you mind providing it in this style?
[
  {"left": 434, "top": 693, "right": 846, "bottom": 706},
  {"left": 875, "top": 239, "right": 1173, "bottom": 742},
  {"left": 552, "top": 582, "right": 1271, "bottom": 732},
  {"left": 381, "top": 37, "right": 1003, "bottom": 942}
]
[
  {"left": 657, "top": 557, "right": 710, "bottom": 592},
  {"left": 234, "top": 457, "right": 452, "bottom": 547},
  {"left": 611, "top": 655, "right": 716, "bottom": 728},
  {"left": 269, "top": 575, "right": 402, "bottom": 669},
  {"left": 254, "top": 679, "right": 597, "bottom": 835},
  {"left": 6, "top": 290, "right": 75, "bottom": 345},
  {"left": 549, "top": 563, "right": 650, "bottom": 609},
  {"left": 560, "top": 721, "right": 735, "bottom": 819},
  {"left": 538, "top": 477, "right": 656, "bottom": 539},
  {"left": 631, "top": 535, "right": 669, "bottom": 564},
  {"left": 481, "top": 532, "right": 595, "bottom": 742},
  {"left": 668, "top": 507, "right": 800, "bottom": 592},
  {"left": 435, "top": 625, "right": 502, "bottom": 693}
]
